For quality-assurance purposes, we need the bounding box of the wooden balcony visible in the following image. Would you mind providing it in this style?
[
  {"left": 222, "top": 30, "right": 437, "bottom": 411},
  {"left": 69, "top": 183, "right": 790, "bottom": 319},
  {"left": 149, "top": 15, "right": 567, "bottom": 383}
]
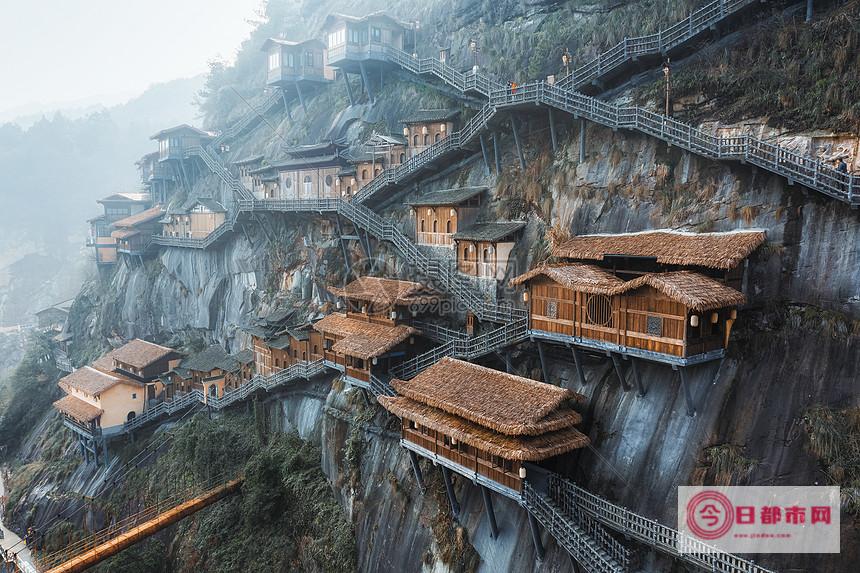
[
  {"left": 417, "top": 232, "right": 454, "bottom": 246},
  {"left": 458, "top": 261, "right": 497, "bottom": 279}
]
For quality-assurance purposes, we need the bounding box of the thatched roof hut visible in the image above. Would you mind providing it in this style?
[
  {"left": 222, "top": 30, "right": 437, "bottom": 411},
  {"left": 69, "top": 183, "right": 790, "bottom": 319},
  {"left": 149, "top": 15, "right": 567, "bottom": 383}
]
[
  {"left": 328, "top": 276, "right": 440, "bottom": 310},
  {"left": 552, "top": 229, "right": 766, "bottom": 270},
  {"left": 379, "top": 357, "right": 589, "bottom": 462},
  {"left": 510, "top": 263, "right": 624, "bottom": 293},
  {"left": 313, "top": 313, "right": 417, "bottom": 360},
  {"left": 619, "top": 271, "right": 746, "bottom": 312}
]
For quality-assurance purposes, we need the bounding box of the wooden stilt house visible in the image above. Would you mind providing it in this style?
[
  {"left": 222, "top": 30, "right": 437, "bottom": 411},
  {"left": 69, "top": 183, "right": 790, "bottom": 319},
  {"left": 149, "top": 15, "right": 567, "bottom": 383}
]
[
  {"left": 379, "top": 357, "right": 589, "bottom": 498},
  {"left": 327, "top": 276, "right": 442, "bottom": 323},
  {"left": 454, "top": 221, "right": 525, "bottom": 280},
  {"left": 407, "top": 187, "right": 484, "bottom": 247}
]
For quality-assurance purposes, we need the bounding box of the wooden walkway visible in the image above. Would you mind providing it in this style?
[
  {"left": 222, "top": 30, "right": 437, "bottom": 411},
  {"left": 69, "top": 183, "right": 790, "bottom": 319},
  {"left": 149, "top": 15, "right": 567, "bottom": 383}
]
[{"left": 39, "top": 479, "right": 243, "bottom": 573}]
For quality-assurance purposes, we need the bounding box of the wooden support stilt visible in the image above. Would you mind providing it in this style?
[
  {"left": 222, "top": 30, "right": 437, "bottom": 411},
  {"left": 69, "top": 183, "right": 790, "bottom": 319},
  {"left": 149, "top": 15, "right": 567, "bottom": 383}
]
[
  {"left": 479, "top": 134, "right": 491, "bottom": 176},
  {"left": 630, "top": 357, "right": 646, "bottom": 396},
  {"left": 440, "top": 466, "right": 460, "bottom": 518},
  {"left": 505, "top": 351, "right": 513, "bottom": 374},
  {"left": 409, "top": 450, "right": 425, "bottom": 491},
  {"left": 527, "top": 511, "right": 545, "bottom": 560},
  {"left": 610, "top": 353, "right": 630, "bottom": 391},
  {"left": 361, "top": 388, "right": 371, "bottom": 407},
  {"left": 579, "top": 120, "right": 586, "bottom": 163},
  {"left": 536, "top": 341, "right": 551, "bottom": 384},
  {"left": 569, "top": 345, "right": 587, "bottom": 387},
  {"left": 334, "top": 215, "right": 352, "bottom": 277},
  {"left": 548, "top": 108, "right": 558, "bottom": 152},
  {"left": 806, "top": 0, "right": 814, "bottom": 22},
  {"left": 295, "top": 81, "right": 307, "bottom": 113},
  {"left": 492, "top": 132, "right": 502, "bottom": 174},
  {"left": 342, "top": 71, "right": 356, "bottom": 106},
  {"left": 480, "top": 485, "right": 499, "bottom": 539},
  {"left": 510, "top": 117, "right": 526, "bottom": 170},
  {"left": 676, "top": 366, "right": 696, "bottom": 416},
  {"left": 281, "top": 89, "right": 292, "bottom": 121},
  {"left": 359, "top": 61, "right": 375, "bottom": 103}
]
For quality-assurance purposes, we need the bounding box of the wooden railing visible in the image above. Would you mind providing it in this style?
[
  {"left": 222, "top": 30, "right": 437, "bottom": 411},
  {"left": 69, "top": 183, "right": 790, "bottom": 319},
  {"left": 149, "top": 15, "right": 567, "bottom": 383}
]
[{"left": 416, "top": 231, "right": 454, "bottom": 246}]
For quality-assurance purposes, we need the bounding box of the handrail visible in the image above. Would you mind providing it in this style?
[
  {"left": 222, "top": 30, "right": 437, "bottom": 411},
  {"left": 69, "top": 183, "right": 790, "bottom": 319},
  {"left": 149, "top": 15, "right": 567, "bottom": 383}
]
[
  {"left": 546, "top": 474, "right": 776, "bottom": 573},
  {"left": 556, "top": 0, "right": 761, "bottom": 91}
]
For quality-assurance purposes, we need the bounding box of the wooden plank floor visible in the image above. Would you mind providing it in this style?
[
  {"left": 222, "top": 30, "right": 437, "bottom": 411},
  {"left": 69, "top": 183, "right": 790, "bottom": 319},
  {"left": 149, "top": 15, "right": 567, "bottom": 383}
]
[{"left": 44, "top": 479, "right": 243, "bottom": 573}]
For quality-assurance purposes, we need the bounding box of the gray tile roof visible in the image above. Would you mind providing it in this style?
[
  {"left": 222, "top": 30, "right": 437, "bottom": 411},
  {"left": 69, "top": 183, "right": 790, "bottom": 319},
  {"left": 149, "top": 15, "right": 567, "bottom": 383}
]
[
  {"left": 452, "top": 221, "right": 526, "bottom": 242},
  {"left": 406, "top": 187, "right": 486, "bottom": 207},
  {"left": 399, "top": 109, "right": 460, "bottom": 124},
  {"left": 180, "top": 345, "right": 238, "bottom": 373}
]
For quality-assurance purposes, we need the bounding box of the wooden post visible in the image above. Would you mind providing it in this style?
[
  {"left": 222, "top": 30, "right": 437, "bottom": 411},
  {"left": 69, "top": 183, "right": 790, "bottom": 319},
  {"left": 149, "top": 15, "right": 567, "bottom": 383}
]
[
  {"left": 440, "top": 466, "right": 460, "bottom": 518},
  {"left": 806, "top": 0, "right": 813, "bottom": 22},
  {"left": 342, "top": 71, "right": 356, "bottom": 106},
  {"left": 408, "top": 450, "right": 425, "bottom": 491},
  {"left": 505, "top": 351, "right": 513, "bottom": 374},
  {"left": 511, "top": 117, "right": 527, "bottom": 170},
  {"left": 548, "top": 107, "right": 558, "bottom": 152},
  {"left": 359, "top": 61, "right": 375, "bottom": 103},
  {"left": 536, "top": 341, "right": 551, "bottom": 384},
  {"left": 479, "top": 134, "right": 491, "bottom": 175},
  {"left": 281, "top": 89, "right": 292, "bottom": 121},
  {"left": 579, "top": 120, "right": 586, "bottom": 163},
  {"left": 527, "top": 511, "right": 545, "bottom": 560},
  {"left": 481, "top": 485, "right": 499, "bottom": 539},
  {"left": 492, "top": 132, "right": 502, "bottom": 174},
  {"left": 677, "top": 366, "right": 696, "bottom": 416},
  {"left": 295, "top": 81, "right": 307, "bottom": 113},
  {"left": 610, "top": 352, "right": 630, "bottom": 391},
  {"left": 569, "top": 345, "right": 587, "bottom": 387},
  {"left": 630, "top": 357, "right": 646, "bottom": 396}
]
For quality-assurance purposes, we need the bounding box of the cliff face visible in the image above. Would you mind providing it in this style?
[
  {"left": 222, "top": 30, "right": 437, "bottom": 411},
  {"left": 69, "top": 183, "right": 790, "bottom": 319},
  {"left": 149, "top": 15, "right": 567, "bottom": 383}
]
[{"left": 9, "top": 1, "right": 860, "bottom": 572}]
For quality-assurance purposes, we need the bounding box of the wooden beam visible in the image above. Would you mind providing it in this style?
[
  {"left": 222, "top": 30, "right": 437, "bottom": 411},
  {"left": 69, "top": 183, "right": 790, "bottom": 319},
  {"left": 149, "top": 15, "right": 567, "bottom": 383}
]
[
  {"left": 511, "top": 117, "right": 526, "bottom": 170},
  {"left": 527, "top": 511, "right": 545, "bottom": 560},
  {"left": 408, "top": 450, "right": 425, "bottom": 491},
  {"left": 579, "top": 120, "right": 586, "bottom": 163},
  {"left": 359, "top": 61, "right": 375, "bottom": 103},
  {"left": 479, "top": 134, "right": 491, "bottom": 175},
  {"left": 295, "top": 81, "right": 307, "bottom": 113},
  {"left": 440, "top": 466, "right": 460, "bottom": 518},
  {"left": 548, "top": 107, "right": 557, "bottom": 152},
  {"left": 342, "top": 71, "right": 356, "bottom": 106},
  {"left": 569, "top": 344, "right": 587, "bottom": 387},
  {"left": 536, "top": 341, "right": 551, "bottom": 384},
  {"left": 281, "top": 88, "right": 292, "bottom": 121},
  {"left": 676, "top": 366, "right": 696, "bottom": 417},
  {"left": 481, "top": 485, "right": 499, "bottom": 539},
  {"left": 610, "top": 352, "right": 630, "bottom": 391},
  {"left": 492, "top": 131, "right": 502, "bottom": 174},
  {"left": 630, "top": 356, "right": 646, "bottom": 397}
]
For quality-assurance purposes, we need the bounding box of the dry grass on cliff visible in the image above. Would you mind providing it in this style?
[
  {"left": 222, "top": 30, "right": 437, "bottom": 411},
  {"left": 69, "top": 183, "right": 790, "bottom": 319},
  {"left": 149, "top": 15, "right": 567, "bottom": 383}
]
[{"left": 804, "top": 406, "right": 860, "bottom": 512}]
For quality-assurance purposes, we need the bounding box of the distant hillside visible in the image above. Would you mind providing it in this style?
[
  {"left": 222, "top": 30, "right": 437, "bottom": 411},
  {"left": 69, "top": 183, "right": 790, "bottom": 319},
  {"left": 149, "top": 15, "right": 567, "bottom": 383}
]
[{"left": 0, "top": 75, "right": 205, "bottom": 250}]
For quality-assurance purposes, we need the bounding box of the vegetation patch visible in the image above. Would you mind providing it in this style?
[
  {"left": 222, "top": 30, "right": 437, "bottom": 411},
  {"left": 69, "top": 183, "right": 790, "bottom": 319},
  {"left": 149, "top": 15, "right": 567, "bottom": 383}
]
[{"left": 803, "top": 406, "right": 860, "bottom": 513}]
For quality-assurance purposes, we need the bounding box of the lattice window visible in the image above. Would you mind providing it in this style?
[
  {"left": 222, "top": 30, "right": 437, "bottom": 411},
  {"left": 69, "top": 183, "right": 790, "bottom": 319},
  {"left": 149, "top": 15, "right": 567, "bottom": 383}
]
[
  {"left": 647, "top": 315, "right": 663, "bottom": 336},
  {"left": 585, "top": 294, "right": 613, "bottom": 327},
  {"left": 546, "top": 300, "right": 558, "bottom": 319}
]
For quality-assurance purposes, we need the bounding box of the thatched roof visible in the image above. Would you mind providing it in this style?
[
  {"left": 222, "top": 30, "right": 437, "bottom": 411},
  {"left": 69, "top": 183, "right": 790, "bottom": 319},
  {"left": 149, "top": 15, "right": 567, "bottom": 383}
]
[
  {"left": 328, "top": 276, "right": 440, "bottom": 309},
  {"left": 390, "top": 357, "right": 584, "bottom": 436},
  {"left": 111, "top": 339, "right": 178, "bottom": 369},
  {"left": 379, "top": 396, "right": 589, "bottom": 461},
  {"left": 53, "top": 395, "right": 103, "bottom": 423},
  {"left": 59, "top": 366, "right": 142, "bottom": 397},
  {"left": 511, "top": 264, "right": 624, "bottom": 294},
  {"left": 313, "top": 313, "right": 416, "bottom": 360},
  {"left": 552, "top": 229, "right": 766, "bottom": 270},
  {"left": 619, "top": 271, "right": 746, "bottom": 311}
]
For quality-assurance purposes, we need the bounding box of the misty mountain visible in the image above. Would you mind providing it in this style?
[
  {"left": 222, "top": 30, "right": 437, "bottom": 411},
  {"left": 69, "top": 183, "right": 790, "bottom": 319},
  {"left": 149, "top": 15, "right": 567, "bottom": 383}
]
[{"left": 0, "top": 75, "right": 205, "bottom": 249}]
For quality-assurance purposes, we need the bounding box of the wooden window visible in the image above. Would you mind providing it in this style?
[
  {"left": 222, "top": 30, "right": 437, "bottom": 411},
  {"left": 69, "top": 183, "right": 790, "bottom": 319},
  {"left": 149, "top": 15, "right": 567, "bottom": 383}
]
[
  {"left": 647, "top": 315, "right": 663, "bottom": 336},
  {"left": 435, "top": 133, "right": 441, "bottom": 142},
  {"left": 423, "top": 134, "right": 430, "bottom": 145},
  {"left": 362, "top": 168, "right": 368, "bottom": 179},
  {"left": 585, "top": 294, "right": 613, "bottom": 327},
  {"left": 413, "top": 134, "right": 419, "bottom": 146},
  {"left": 446, "top": 220, "right": 452, "bottom": 233},
  {"left": 399, "top": 152, "right": 405, "bottom": 162},
  {"left": 303, "top": 175, "right": 312, "bottom": 194}
]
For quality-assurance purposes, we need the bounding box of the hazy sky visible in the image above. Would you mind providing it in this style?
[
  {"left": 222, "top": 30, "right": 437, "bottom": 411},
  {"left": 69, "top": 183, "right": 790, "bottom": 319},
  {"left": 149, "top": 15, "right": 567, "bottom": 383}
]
[{"left": 0, "top": 0, "right": 264, "bottom": 115}]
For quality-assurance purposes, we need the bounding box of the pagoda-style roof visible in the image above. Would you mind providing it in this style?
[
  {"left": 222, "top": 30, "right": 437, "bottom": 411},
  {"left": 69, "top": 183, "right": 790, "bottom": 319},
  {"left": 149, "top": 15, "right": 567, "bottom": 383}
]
[
  {"left": 283, "top": 140, "right": 346, "bottom": 158},
  {"left": 366, "top": 133, "right": 407, "bottom": 147},
  {"left": 262, "top": 37, "right": 326, "bottom": 51},
  {"left": 110, "top": 339, "right": 178, "bottom": 370},
  {"left": 452, "top": 221, "right": 525, "bottom": 242},
  {"left": 313, "top": 313, "right": 416, "bottom": 360},
  {"left": 59, "top": 366, "right": 142, "bottom": 397},
  {"left": 380, "top": 357, "right": 589, "bottom": 461},
  {"left": 399, "top": 109, "right": 460, "bottom": 125},
  {"left": 512, "top": 265, "right": 746, "bottom": 311},
  {"left": 391, "top": 357, "right": 584, "bottom": 435},
  {"left": 268, "top": 154, "right": 344, "bottom": 170},
  {"left": 552, "top": 229, "right": 767, "bottom": 271},
  {"left": 406, "top": 186, "right": 486, "bottom": 207},
  {"left": 150, "top": 124, "right": 213, "bottom": 141},
  {"left": 180, "top": 345, "right": 238, "bottom": 374},
  {"left": 328, "top": 276, "right": 440, "bottom": 309},
  {"left": 54, "top": 395, "right": 103, "bottom": 423},
  {"left": 111, "top": 205, "right": 164, "bottom": 229}
]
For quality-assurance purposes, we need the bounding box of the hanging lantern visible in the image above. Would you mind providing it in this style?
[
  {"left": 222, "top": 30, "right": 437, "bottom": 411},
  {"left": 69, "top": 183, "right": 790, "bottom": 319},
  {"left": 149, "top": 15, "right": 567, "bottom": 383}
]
[
  {"left": 449, "top": 208, "right": 456, "bottom": 216},
  {"left": 451, "top": 437, "right": 457, "bottom": 445},
  {"left": 427, "top": 208, "right": 433, "bottom": 216},
  {"left": 519, "top": 466, "right": 527, "bottom": 479},
  {"left": 711, "top": 312, "right": 719, "bottom": 324},
  {"left": 730, "top": 309, "right": 738, "bottom": 320},
  {"left": 440, "top": 123, "right": 446, "bottom": 133},
  {"left": 390, "top": 310, "right": 397, "bottom": 320},
  {"left": 421, "top": 126, "right": 429, "bottom": 135},
  {"left": 335, "top": 178, "right": 341, "bottom": 186},
  {"left": 690, "top": 314, "right": 699, "bottom": 327},
  {"left": 350, "top": 177, "right": 356, "bottom": 185},
  {"left": 403, "top": 127, "right": 409, "bottom": 137},
  {"left": 361, "top": 304, "right": 368, "bottom": 313},
  {"left": 523, "top": 291, "right": 529, "bottom": 302},
  {"left": 372, "top": 357, "right": 378, "bottom": 365}
]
